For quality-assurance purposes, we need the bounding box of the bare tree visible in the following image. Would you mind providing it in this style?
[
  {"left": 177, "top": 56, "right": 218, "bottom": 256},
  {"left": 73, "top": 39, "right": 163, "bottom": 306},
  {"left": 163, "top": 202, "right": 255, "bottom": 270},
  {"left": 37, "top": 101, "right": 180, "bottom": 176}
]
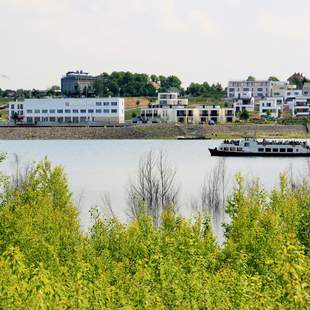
[
  {"left": 128, "top": 150, "right": 178, "bottom": 227},
  {"left": 199, "top": 159, "right": 229, "bottom": 243},
  {"left": 201, "top": 158, "right": 228, "bottom": 216},
  {"left": 10, "top": 154, "right": 33, "bottom": 191}
]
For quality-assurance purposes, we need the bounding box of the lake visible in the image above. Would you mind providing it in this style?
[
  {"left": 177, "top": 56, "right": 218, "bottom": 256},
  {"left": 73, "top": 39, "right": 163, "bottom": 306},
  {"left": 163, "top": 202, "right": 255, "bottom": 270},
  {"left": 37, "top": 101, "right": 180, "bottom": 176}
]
[{"left": 1, "top": 140, "right": 309, "bottom": 242}]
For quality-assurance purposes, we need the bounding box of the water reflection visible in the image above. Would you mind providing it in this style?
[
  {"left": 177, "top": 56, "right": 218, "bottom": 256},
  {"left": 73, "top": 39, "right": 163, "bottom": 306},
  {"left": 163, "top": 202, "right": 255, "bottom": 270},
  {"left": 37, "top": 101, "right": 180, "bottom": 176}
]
[{"left": 0, "top": 140, "right": 309, "bottom": 242}]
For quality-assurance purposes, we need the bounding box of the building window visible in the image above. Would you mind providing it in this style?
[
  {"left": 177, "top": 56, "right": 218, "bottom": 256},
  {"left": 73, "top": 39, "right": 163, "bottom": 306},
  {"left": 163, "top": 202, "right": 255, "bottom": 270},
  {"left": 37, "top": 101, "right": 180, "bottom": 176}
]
[
  {"left": 72, "top": 109, "right": 78, "bottom": 113},
  {"left": 111, "top": 109, "right": 117, "bottom": 113},
  {"left": 103, "top": 102, "right": 110, "bottom": 106},
  {"left": 26, "top": 109, "right": 33, "bottom": 113},
  {"left": 111, "top": 102, "right": 118, "bottom": 106},
  {"left": 49, "top": 109, "right": 55, "bottom": 113},
  {"left": 65, "top": 117, "right": 71, "bottom": 123},
  {"left": 42, "top": 109, "right": 48, "bottom": 113},
  {"left": 88, "top": 109, "right": 94, "bottom": 113},
  {"left": 57, "top": 117, "right": 64, "bottom": 123},
  {"left": 96, "top": 102, "right": 102, "bottom": 106},
  {"left": 80, "top": 109, "right": 86, "bottom": 113},
  {"left": 104, "top": 109, "right": 109, "bottom": 113},
  {"left": 96, "top": 109, "right": 102, "bottom": 113},
  {"left": 34, "top": 109, "right": 40, "bottom": 113},
  {"left": 11, "top": 104, "right": 14, "bottom": 109},
  {"left": 65, "top": 109, "right": 71, "bottom": 113},
  {"left": 49, "top": 117, "right": 56, "bottom": 122},
  {"left": 57, "top": 109, "right": 63, "bottom": 113}
]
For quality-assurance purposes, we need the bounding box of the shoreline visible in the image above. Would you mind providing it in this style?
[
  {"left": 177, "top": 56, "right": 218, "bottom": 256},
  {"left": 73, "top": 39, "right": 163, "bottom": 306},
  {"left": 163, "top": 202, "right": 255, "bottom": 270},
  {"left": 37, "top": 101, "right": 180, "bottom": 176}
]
[{"left": 0, "top": 123, "right": 309, "bottom": 140}]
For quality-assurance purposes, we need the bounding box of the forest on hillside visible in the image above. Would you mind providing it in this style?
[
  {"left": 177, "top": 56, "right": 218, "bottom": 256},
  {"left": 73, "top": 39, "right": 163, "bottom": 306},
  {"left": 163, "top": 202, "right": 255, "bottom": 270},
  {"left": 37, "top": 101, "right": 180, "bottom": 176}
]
[{"left": 0, "top": 153, "right": 309, "bottom": 308}]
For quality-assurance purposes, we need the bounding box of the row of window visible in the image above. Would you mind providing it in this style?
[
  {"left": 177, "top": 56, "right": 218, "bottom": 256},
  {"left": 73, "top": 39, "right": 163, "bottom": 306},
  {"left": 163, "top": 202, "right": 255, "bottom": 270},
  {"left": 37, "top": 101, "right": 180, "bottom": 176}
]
[
  {"left": 96, "top": 102, "right": 118, "bottom": 106},
  {"left": 258, "top": 148, "right": 295, "bottom": 153},
  {"left": 26, "top": 116, "right": 119, "bottom": 123},
  {"left": 25, "top": 109, "right": 118, "bottom": 114}
]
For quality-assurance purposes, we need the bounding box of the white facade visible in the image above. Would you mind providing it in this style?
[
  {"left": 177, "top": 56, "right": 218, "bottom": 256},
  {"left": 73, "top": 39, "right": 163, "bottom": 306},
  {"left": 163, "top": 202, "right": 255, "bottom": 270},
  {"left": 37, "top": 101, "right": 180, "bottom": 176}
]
[
  {"left": 228, "top": 80, "right": 288, "bottom": 99},
  {"left": 233, "top": 97, "right": 255, "bottom": 112},
  {"left": 258, "top": 97, "right": 284, "bottom": 118},
  {"left": 9, "top": 98, "right": 125, "bottom": 124},
  {"left": 288, "top": 97, "right": 310, "bottom": 118},
  {"left": 285, "top": 89, "right": 303, "bottom": 101},
  {"left": 156, "top": 93, "right": 188, "bottom": 107},
  {"left": 303, "top": 82, "right": 310, "bottom": 97},
  {"left": 140, "top": 105, "right": 235, "bottom": 124},
  {"left": 270, "top": 81, "right": 289, "bottom": 97}
]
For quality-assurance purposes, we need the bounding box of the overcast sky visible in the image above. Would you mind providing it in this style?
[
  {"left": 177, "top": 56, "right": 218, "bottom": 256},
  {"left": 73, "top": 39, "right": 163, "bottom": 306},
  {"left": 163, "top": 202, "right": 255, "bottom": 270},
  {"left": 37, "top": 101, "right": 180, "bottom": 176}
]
[{"left": 1, "top": 0, "right": 310, "bottom": 89}]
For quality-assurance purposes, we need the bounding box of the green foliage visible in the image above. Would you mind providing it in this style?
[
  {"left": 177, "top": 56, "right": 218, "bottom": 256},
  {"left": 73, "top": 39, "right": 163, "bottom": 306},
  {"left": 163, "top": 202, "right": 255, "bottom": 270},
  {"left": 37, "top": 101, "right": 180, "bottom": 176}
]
[
  {"left": 247, "top": 76, "right": 256, "bottom": 81},
  {"left": 0, "top": 158, "right": 309, "bottom": 308},
  {"left": 186, "top": 82, "right": 225, "bottom": 98},
  {"left": 239, "top": 109, "right": 250, "bottom": 121},
  {"left": 268, "top": 76, "right": 279, "bottom": 81}
]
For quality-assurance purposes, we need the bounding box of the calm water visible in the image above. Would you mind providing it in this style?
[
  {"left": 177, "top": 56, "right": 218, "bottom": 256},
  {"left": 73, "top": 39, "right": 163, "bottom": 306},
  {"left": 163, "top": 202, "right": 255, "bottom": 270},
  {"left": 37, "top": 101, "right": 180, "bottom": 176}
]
[{"left": 0, "top": 140, "right": 309, "bottom": 241}]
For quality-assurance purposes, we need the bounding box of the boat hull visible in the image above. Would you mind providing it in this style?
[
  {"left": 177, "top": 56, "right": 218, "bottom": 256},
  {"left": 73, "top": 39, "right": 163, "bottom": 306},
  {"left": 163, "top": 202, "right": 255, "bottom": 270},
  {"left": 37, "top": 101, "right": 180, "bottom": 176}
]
[{"left": 209, "top": 148, "right": 310, "bottom": 157}]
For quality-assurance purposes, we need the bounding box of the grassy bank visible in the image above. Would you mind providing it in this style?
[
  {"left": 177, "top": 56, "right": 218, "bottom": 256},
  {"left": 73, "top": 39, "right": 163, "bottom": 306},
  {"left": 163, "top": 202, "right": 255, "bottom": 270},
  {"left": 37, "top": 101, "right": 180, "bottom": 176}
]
[{"left": 0, "top": 123, "right": 308, "bottom": 140}]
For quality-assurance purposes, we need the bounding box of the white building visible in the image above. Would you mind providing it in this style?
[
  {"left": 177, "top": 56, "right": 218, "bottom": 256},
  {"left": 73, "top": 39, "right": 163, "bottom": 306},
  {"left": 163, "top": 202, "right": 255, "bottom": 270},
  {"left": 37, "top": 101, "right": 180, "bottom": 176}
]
[
  {"left": 270, "top": 81, "right": 289, "bottom": 97},
  {"left": 155, "top": 93, "right": 188, "bottom": 107},
  {"left": 285, "top": 89, "right": 303, "bottom": 102},
  {"left": 258, "top": 97, "right": 284, "bottom": 118},
  {"left": 288, "top": 97, "right": 310, "bottom": 118},
  {"left": 9, "top": 98, "right": 125, "bottom": 124},
  {"left": 233, "top": 97, "right": 255, "bottom": 113},
  {"left": 140, "top": 105, "right": 235, "bottom": 124},
  {"left": 228, "top": 80, "right": 288, "bottom": 99},
  {"left": 303, "top": 82, "right": 310, "bottom": 97}
]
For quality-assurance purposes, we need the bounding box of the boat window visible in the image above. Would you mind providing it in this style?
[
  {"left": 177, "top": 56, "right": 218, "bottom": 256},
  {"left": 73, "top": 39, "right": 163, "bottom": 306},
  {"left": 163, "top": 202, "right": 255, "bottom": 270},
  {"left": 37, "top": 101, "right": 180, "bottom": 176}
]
[
  {"left": 258, "top": 148, "right": 264, "bottom": 152},
  {"left": 272, "top": 148, "right": 278, "bottom": 152},
  {"left": 237, "top": 147, "right": 242, "bottom": 152},
  {"left": 224, "top": 148, "right": 228, "bottom": 151},
  {"left": 280, "top": 148, "right": 286, "bottom": 152},
  {"left": 230, "top": 147, "right": 235, "bottom": 151},
  {"left": 265, "top": 148, "right": 271, "bottom": 152},
  {"left": 244, "top": 143, "right": 250, "bottom": 147},
  {"left": 287, "top": 148, "right": 293, "bottom": 153}
]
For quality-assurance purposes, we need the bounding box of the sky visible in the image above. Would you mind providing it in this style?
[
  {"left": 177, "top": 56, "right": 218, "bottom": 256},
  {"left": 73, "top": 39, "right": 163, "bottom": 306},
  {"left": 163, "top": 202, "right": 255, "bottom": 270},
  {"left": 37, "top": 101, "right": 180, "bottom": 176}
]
[{"left": 1, "top": 0, "right": 310, "bottom": 90}]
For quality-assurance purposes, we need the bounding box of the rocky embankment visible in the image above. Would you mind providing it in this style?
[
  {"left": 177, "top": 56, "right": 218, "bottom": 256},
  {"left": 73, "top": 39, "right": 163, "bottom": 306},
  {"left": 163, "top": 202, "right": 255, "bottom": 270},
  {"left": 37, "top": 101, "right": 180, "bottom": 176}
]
[{"left": 0, "top": 124, "right": 308, "bottom": 140}]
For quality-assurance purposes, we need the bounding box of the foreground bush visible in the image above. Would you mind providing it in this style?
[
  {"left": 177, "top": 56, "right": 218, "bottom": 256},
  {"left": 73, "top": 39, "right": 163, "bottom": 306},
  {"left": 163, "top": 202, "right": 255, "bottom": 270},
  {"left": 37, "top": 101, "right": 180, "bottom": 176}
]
[{"left": 0, "top": 160, "right": 309, "bottom": 309}]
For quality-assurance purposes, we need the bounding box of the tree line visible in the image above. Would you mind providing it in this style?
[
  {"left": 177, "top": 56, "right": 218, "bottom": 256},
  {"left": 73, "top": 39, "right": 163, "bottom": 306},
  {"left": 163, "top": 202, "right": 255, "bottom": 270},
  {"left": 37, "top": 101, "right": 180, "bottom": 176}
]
[
  {"left": 1, "top": 72, "right": 309, "bottom": 100},
  {"left": 0, "top": 72, "right": 226, "bottom": 99},
  {"left": 0, "top": 153, "right": 309, "bottom": 308}
]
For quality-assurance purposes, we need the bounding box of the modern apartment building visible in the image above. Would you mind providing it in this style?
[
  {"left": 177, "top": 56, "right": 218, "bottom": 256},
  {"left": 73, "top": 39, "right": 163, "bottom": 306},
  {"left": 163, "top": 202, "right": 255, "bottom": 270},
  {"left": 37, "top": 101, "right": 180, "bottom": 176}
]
[
  {"left": 270, "top": 81, "right": 289, "bottom": 97},
  {"left": 140, "top": 105, "right": 235, "bottom": 124},
  {"left": 61, "top": 71, "right": 96, "bottom": 96},
  {"left": 258, "top": 97, "right": 284, "bottom": 118},
  {"left": 227, "top": 80, "right": 288, "bottom": 99},
  {"left": 155, "top": 92, "right": 188, "bottom": 107},
  {"left": 285, "top": 89, "right": 303, "bottom": 102},
  {"left": 9, "top": 98, "right": 125, "bottom": 124},
  {"left": 233, "top": 97, "right": 255, "bottom": 113},
  {"left": 288, "top": 97, "right": 310, "bottom": 118},
  {"left": 303, "top": 82, "right": 310, "bottom": 96}
]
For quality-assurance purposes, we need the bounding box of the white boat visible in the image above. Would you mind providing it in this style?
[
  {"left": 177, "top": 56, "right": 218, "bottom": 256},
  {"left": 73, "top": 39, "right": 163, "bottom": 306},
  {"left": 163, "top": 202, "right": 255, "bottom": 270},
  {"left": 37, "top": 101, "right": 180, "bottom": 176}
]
[{"left": 209, "top": 137, "right": 310, "bottom": 157}]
